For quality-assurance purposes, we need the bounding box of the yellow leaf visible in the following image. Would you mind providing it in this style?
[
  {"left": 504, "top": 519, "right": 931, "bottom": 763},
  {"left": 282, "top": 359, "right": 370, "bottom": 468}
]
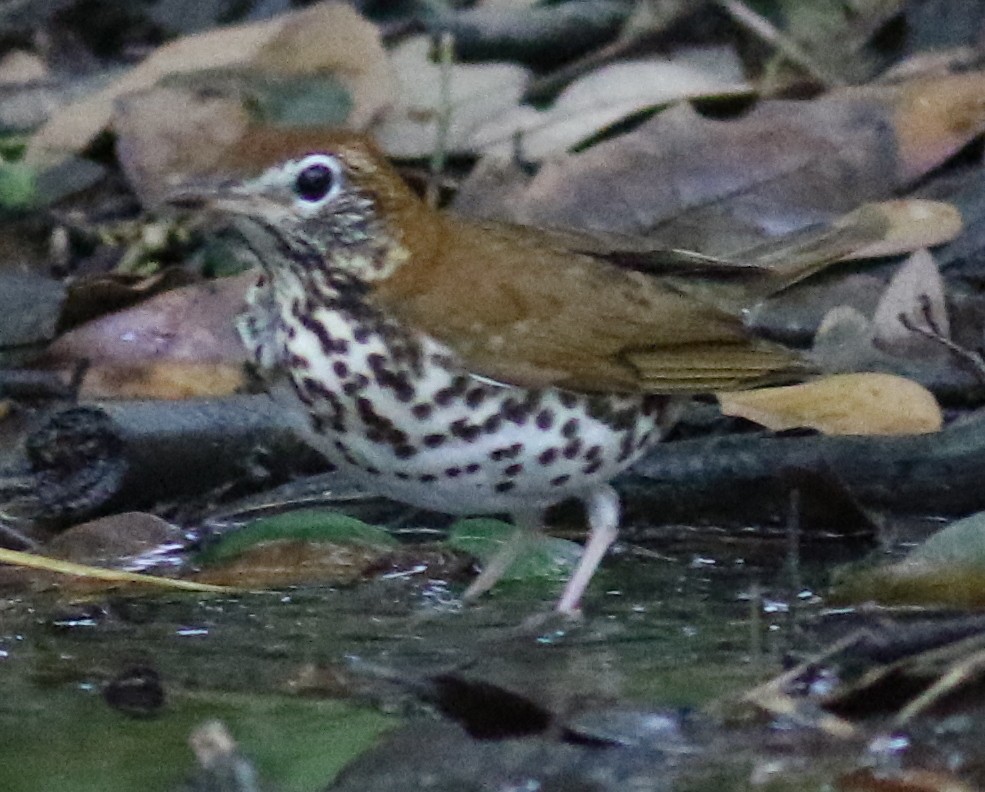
[
  {"left": 0, "top": 547, "right": 232, "bottom": 592},
  {"left": 717, "top": 373, "right": 942, "bottom": 435}
]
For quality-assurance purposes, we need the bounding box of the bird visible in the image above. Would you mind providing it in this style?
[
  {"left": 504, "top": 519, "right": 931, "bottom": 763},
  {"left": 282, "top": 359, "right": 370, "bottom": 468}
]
[{"left": 170, "top": 139, "right": 842, "bottom": 614}]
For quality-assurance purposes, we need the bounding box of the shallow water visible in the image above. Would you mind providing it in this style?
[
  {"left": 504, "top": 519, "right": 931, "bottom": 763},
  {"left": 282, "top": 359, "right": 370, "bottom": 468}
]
[{"left": 0, "top": 533, "right": 849, "bottom": 792}]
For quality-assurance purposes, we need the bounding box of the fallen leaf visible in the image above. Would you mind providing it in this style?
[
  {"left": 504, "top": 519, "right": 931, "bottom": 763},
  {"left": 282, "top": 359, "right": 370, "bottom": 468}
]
[
  {"left": 471, "top": 51, "right": 751, "bottom": 160},
  {"left": 46, "top": 273, "right": 252, "bottom": 368},
  {"left": 27, "top": 2, "right": 392, "bottom": 165},
  {"left": 872, "top": 249, "right": 950, "bottom": 357},
  {"left": 114, "top": 87, "right": 251, "bottom": 208},
  {"left": 717, "top": 373, "right": 942, "bottom": 435},
  {"left": 46, "top": 512, "right": 186, "bottom": 567},
  {"left": 194, "top": 510, "right": 399, "bottom": 588},
  {"left": 192, "top": 539, "right": 386, "bottom": 588},
  {"left": 832, "top": 510, "right": 985, "bottom": 608},
  {"left": 838, "top": 201, "right": 963, "bottom": 260},
  {"left": 373, "top": 35, "right": 530, "bottom": 158},
  {"left": 461, "top": 74, "right": 985, "bottom": 253},
  {"left": 447, "top": 518, "right": 581, "bottom": 583},
  {"left": 890, "top": 71, "right": 985, "bottom": 182},
  {"left": 76, "top": 361, "right": 246, "bottom": 400}
]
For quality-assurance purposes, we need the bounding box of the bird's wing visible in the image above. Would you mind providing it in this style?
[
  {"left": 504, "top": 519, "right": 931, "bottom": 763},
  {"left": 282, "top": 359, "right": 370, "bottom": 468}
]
[{"left": 370, "top": 216, "right": 829, "bottom": 394}]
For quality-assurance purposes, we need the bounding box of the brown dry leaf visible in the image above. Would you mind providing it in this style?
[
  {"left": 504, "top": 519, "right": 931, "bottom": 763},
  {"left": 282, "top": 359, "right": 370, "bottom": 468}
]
[
  {"left": 47, "top": 273, "right": 252, "bottom": 368},
  {"left": 192, "top": 539, "right": 384, "bottom": 588},
  {"left": 872, "top": 249, "right": 950, "bottom": 357},
  {"left": 61, "top": 266, "right": 196, "bottom": 332},
  {"left": 839, "top": 768, "right": 978, "bottom": 792},
  {"left": 492, "top": 98, "right": 900, "bottom": 251},
  {"left": 471, "top": 50, "right": 750, "bottom": 160},
  {"left": 46, "top": 512, "right": 185, "bottom": 567},
  {"left": 889, "top": 71, "right": 985, "bottom": 183},
  {"left": 115, "top": 87, "right": 251, "bottom": 207},
  {"left": 838, "top": 201, "right": 963, "bottom": 260},
  {"left": 77, "top": 361, "right": 246, "bottom": 400},
  {"left": 27, "top": 2, "right": 392, "bottom": 165},
  {"left": 468, "top": 75, "right": 983, "bottom": 253},
  {"left": 46, "top": 273, "right": 253, "bottom": 399},
  {"left": 373, "top": 36, "right": 530, "bottom": 158},
  {"left": 717, "top": 373, "right": 942, "bottom": 435},
  {"left": 121, "top": 113, "right": 378, "bottom": 207}
]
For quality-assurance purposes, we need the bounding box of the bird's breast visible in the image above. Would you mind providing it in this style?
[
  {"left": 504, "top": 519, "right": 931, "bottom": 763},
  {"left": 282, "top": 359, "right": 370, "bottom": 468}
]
[{"left": 241, "top": 280, "right": 670, "bottom": 514}]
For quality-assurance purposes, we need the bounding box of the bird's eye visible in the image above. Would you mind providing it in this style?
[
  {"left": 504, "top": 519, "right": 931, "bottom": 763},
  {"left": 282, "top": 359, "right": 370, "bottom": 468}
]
[{"left": 292, "top": 155, "right": 343, "bottom": 204}]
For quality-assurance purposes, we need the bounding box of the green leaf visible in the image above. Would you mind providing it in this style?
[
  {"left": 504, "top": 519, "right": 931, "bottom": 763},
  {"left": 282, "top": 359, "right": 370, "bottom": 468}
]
[
  {"left": 906, "top": 511, "right": 985, "bottom": 567},
  {"left": 199, "top": 510, "right": 397, "bottom": 565},
  {"left": 0, "top": 160, "right": 37, "bottom": 210},
  {"left": 831, "top": 511, "right": 985, "bottom": 607},
  {"left": 446, "top": 518, "right": 581, "bottom": 583}
]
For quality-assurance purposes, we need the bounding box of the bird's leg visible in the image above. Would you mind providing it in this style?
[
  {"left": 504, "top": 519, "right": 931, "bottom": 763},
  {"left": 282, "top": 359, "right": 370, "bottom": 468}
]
[
  {"left": 556, "top": 485, "right": 620, "bottom": 615},
  {"left": 461, "top": 511, "right": 542, "bottom": 602}
]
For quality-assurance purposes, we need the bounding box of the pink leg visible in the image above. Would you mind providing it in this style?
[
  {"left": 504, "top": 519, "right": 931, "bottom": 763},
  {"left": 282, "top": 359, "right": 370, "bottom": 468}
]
[
  {"left": 462, "top": 511, "right": 541, "bottom": 602},
  {"left": 556, "top": 485, "right": 620, "bottom": 614}
]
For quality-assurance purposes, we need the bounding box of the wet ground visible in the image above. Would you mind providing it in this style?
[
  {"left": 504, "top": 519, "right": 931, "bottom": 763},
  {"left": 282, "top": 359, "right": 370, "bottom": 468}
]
[{"left": 0, "top": 525, "right": 865, "bottom": 792}]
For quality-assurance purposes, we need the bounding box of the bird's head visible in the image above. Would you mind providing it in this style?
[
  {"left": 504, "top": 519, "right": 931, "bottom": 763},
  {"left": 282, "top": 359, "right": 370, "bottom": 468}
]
[{"left": 169, "top": 142, "right": 427, "bottom": 288}]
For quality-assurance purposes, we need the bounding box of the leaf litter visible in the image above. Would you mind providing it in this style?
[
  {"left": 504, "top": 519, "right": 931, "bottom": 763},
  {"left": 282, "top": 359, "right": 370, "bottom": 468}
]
[{"left": 5, "top": 2, "right": 985, "bottom": 790}]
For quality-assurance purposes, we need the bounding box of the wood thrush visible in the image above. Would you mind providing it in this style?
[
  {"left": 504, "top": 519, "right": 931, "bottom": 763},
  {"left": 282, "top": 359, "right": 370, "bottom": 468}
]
[{"left": 172, "top": 141, "right": 835, "bottom": 613}]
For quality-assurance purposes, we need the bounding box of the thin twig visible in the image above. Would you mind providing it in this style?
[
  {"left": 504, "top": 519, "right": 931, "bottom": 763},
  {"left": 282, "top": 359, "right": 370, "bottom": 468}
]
[
  {"left": 897, "top": 295, "right": 985, "bottom": 387},
  {"left": 713, "top": 0, "right": 846, "bottom": 88},
  {"left": 427, "top": 31, "right": 454, "bottom": 209}
]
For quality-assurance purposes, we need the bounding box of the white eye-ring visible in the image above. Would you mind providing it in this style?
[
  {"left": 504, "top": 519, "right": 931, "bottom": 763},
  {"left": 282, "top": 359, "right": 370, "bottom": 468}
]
[{"left": 290, "top": 154, "right": 344, "bottom": 211}]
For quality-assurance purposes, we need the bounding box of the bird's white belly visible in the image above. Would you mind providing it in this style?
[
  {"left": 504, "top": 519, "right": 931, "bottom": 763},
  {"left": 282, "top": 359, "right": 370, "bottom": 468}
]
[{"left": 261, "top": 302, "right": 666, "bottom": 516}]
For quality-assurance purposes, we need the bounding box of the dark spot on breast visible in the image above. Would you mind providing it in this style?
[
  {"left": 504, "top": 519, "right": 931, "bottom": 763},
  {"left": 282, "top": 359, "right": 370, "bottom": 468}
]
[
  {"left": 394, "top": 445, "right": 417, "bottom": 459},
  {"left": 558, "top": 391, "right": 578, "bottom": 409},
  {"left": 561, "top": 419, "right": 579, "bottom": 439},
  {"left": 445, "top": 467, "right": 461, "bottom": 478},
  {"left": 562, "top": 439, "right": 583, "bottom": 459},
  {"left": 434, "top": 387, "right": 456, "bottom": 407},
  {"left": 298, "top": 312, "right": 348, "bottom": 355},
  {"left": 495, "top": 481, "right": 515, "bottom": 493},
  {"left": 393, "top": 378, "right": 415, "bottom": 402},
  {"left": 502, "top": 398, "right": 530, "bottom": 425},
  {"left": 287, "top": 353, "right": 310, "bottom": 371},
  {"left": 419, "top": 473, "right": 437, "bottom": 482},
  {"left": 353, "top": 326, "right": 371, "bottom": 343},
  {"left": 551, "top": 474, "right": 571, "bottom": 486},
  {"left": 538, "top": 448, "right": 558, "bottom": 465},
  {"left": 465, "top": 463, "right": 481, "bottom": 474},
  {"left": 490, "top": 443, "right": 523, "bottom": 461},
  {"left": 583, "top": 459, "right": 602, "bottom": 475},
  {"left": 465, "top": 387, "right": 486, "bottom": 408},
  {"left": 424, "top": 433, "right": 446, "bottom": 448},
  {"left": 585, "top": 445, "right": 603, "bottom": 460},
  {"left": 412, "top": 403, "right": 433, "bottom": 420},
  {"left": 535, "top": 409, "right": 554, "bottom": 430},
  {"left": 504, "top": 463, "right": 523, "bottom": 476},
  {"left": 333, "top": 360, "right": 349, "bottom": 378},
  {"left": 450, "top": 419, "right": 482, "bottom": 443},
  {"left": 365, "top": 466, "right": 381, "bottom": 475},
  {"left": 483, "top": 414, "right": 503, "bottom": 433}
]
